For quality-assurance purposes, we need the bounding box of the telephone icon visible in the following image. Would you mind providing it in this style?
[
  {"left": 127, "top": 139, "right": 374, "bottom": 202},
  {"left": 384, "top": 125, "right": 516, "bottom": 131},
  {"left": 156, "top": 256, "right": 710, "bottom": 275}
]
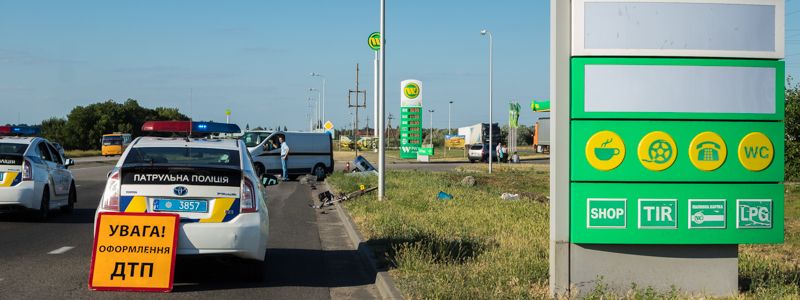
[{"left": 696, "top": 141, "right": 720, "bottom": 162}]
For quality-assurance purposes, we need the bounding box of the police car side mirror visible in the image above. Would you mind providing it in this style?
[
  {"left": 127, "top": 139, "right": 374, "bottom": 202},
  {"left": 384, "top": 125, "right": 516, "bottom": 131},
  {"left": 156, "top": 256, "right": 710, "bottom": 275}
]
[
  {"left": 261, "top": 174, "right": 279, "bottom": 187},
  {"left": 65, "top": 158, "right": 75, "bottom": 167}
]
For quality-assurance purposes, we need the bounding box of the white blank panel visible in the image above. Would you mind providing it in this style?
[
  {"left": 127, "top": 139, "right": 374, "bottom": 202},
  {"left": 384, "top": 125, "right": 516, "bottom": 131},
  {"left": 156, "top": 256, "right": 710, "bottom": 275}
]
[
  {"left": 572, "top": 0, "right": 784, "bottom": 58},
  {"left": 584, "top": 65, "right": 776, "bottom": 114}
]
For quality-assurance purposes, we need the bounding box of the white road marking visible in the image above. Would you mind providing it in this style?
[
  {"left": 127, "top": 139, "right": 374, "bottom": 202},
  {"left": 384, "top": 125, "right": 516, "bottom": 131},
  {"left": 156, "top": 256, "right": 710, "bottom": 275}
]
[{"left": 48, "top": 246, "right": 75, "bottom": 255}]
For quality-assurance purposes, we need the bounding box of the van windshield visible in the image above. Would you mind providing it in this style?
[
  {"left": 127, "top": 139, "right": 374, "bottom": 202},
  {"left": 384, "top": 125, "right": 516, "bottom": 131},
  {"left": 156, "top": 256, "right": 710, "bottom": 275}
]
[
  {"left": 103, "top": 136, "right": 123, "bottom": 146},
  {"left": 241, "top": 132, "right": 271, "bottom": 148}
]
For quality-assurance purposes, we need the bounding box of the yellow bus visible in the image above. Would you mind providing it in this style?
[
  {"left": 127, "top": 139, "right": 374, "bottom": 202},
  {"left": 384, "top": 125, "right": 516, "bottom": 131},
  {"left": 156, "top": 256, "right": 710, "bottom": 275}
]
[{"left": 101, "top": 133, "right": 132, "bottom": 156}]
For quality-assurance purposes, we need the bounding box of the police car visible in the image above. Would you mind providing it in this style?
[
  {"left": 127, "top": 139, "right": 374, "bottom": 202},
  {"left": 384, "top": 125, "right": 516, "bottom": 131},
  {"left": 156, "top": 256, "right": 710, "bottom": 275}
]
[
  {"left": 94, "top": 121, "right": 274, "bottom": 280},
  {"left": 0, "top": 126, "right": 76, "bottom": 221}
]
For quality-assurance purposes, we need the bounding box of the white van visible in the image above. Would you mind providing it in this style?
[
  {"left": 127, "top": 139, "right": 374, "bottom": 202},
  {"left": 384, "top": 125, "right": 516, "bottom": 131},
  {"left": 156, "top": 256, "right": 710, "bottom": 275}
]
[{"left": 243, "top": 131, "right": 333, "bottom": 180}]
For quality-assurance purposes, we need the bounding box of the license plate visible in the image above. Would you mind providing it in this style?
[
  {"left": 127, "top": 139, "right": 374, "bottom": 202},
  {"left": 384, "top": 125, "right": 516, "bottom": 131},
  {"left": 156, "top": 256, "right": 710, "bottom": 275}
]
[{"left": 153, "top": 199, "right": 208, "bottom": 213}]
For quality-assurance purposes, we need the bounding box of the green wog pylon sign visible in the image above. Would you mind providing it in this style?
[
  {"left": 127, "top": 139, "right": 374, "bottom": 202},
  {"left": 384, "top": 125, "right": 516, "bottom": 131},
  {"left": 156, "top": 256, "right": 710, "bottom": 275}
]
[
  {"left": 550, "top": 0, "right": 785, "bottom": 297},
  {"left": 400, "top": 79, "right": 423, "bottom": 159}
]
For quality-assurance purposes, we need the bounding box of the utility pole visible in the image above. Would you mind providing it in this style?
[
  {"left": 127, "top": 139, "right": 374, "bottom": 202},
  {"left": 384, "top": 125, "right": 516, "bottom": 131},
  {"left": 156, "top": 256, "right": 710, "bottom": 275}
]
[{"left": 348, "top": 64, "right": 367, "bottom": 160}]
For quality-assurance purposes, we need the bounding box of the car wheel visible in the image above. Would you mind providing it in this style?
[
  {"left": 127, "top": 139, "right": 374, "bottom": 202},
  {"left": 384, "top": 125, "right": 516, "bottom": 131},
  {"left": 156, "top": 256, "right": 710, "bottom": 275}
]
[
  {"left": 61, "top": 183, "right": 76, "bottom": 213},
  {"left": 313, "top": 164, "right": 326, "bottom": 181},
  {"left": 243, "top": 257, "right": 266, "bottom": 282},
  {"left": 254, "top": 163, "right": 265, "bottom": 177},
  {"left": 469, "top": 159, "right": 476, "bottom": 163},
  {"left": 34, "top": 186, "right": 50, "bottom": 222}
]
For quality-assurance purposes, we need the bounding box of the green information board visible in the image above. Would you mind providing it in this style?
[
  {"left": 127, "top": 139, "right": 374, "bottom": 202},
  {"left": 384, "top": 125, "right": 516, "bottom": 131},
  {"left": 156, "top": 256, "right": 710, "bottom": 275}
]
[{"left": 569, "top": 57, "right": 785, "bottom": 245}]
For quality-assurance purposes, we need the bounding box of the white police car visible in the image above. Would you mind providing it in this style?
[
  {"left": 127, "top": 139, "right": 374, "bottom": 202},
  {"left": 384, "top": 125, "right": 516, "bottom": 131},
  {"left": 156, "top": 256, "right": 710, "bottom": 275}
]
[
  {"left": 0, "top": 126, "right": 76, "bottom": 221},
  {"left": 94, "top": 121, "right": 274, "bottom": 280}
]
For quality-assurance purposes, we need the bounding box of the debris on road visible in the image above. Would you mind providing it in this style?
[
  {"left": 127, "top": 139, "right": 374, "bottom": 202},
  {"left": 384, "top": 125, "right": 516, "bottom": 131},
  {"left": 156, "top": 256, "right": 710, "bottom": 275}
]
[
  {"left": 500, "top": 193, "right": 520, "bottom": 201},
  {"left": 460, "top": 176, "right": 476, "bottom": 187},
  {"left": 313, "top": 186, "right": 378, "bottom": 209},
  {"left": 437, "top": 191, "right": 454, "bottom": 200}
]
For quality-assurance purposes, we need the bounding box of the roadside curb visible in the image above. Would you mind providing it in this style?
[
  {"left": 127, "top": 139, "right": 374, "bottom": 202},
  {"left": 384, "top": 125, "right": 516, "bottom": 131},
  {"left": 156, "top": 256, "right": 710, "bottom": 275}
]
[{"left": 322, "top": 181, "right": 404, "bottom": 300}]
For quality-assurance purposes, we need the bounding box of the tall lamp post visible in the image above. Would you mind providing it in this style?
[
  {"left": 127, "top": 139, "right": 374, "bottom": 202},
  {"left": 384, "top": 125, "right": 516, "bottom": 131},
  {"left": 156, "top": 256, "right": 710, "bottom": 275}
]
[
  {"left": 309, "top": 88, "right": 321, "bottom": 129},
  {"left": 481, "top": 29, "right": 493, "bottom": 174},
  {"left": 307, "top": 97, "right": 315, "bottom": 132},
  {"left": 377, "top": 0, "right": 386, "bottom": 200},
  {"left": 448, "top": 100, "right": 453, "bottom": 135},
  {"left": 310, "top": 73, "right": 326, "bottom": 123}
]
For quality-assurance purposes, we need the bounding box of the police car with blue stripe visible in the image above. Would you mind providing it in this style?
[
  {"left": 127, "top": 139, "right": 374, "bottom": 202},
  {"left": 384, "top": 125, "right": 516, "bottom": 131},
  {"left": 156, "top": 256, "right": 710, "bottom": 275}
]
[
  {"left": 0, "top": 126, "right": 76, "bottom": 221},
  {"left": 94, "top": 121, "right": 276, "bottom": 280}
]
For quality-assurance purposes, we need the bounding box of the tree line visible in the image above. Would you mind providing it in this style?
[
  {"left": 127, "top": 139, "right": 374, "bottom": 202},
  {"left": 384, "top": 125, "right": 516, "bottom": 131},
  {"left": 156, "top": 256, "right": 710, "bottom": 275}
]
[{"left": 38, "top": 99, "right": 188, "bottom": 150}]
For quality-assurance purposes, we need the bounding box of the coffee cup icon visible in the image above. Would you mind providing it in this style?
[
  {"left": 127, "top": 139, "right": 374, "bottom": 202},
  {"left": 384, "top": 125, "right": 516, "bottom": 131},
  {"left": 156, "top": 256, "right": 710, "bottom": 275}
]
[{"left": 594, "top": 147, "right": 620, "bottom": 161}]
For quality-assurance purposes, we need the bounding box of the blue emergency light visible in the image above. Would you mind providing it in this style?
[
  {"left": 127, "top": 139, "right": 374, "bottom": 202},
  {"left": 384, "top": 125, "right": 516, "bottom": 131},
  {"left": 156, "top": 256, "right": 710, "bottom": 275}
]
[{"left": 192, "top": 122, "right": 240, "bottom": 134}]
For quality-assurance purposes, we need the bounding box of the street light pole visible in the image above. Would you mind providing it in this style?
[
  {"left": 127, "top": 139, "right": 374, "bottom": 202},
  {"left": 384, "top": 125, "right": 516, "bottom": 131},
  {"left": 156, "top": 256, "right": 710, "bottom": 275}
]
[
  {"left": 309, "top": 88, "right": 320, "bottom": 129},
  {"left": 378, "top": 0, "right": 386, "bottom": 200},
  {"left": 481, "top": 29, "right": 493, "bottom": 174},
  {"left": 448, "top": 100, "right": 453, "bottom": 136},
  {"left": 310, "top": 73, "right": 326, "bottom": 124}
]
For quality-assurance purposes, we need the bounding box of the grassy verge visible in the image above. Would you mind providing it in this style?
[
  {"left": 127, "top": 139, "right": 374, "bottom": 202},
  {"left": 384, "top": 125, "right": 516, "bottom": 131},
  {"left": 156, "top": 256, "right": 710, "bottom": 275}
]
[
  {"left": 64, "top": 149, "right": 102, "bottom": 158},
  {"left": 328, "top": 165, "right": 800, "bottom": 299},
  {"left": 328, "top": 164, "right": 552, "bottom": 298}
]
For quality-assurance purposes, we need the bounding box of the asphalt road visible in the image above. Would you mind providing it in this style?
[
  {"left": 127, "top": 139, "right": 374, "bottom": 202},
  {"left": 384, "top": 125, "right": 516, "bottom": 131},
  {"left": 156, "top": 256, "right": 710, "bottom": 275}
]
[{"left": 0, "top": 162, "right": 378, "bottom": 299}]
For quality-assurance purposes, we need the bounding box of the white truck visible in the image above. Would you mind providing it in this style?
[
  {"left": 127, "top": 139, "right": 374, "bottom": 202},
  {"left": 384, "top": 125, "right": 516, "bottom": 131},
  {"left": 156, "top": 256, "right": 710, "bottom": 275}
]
[
  {"left": 534, "top": 116, "right": 550, "bottom": 153},
  {"left": 458, "top": 123, "right": 501, "bottom": 148}
]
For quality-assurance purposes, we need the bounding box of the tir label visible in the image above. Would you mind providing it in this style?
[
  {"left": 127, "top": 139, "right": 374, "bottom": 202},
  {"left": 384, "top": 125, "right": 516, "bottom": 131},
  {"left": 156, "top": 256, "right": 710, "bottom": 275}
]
[
  {"left": 737, "top": 199, "right": 773, "bottom": 229},
  {"left": 89, "top": 212, "right": 179, "bottom": 292},
  {"left": 587, "top": 198, "right": 627, "bottom": 228},
  {"left": 638, "top": 199, "right": 677, "bottom": 229},
  {"left": 688, "top": 199, "right": 726, "bottom": 229}
]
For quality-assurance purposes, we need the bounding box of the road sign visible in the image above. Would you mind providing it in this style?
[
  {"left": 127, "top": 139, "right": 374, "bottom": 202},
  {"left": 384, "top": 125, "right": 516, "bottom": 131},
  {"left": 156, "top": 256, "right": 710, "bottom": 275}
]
[
  {"left": 587, "top": 198, "right": 626, "bottom": 228},
  {"left": 368, "top": 32, "right": 380, "bottom": 51},
  {"left": 225, "top": 109, "right": 231, "bottom": 116},
  {"left": 688, "top": 199, "right": 726, "bottom": 229},
  {"left": 638, "top": 199, "right": 677, "bottom": 229},
  {"left": 584, "top": 130, "right": 625, "bottom": 171},
  {"left": 738, "top": 132, "right": 774, "bottom": 171},
  {"left": 323, "top": 121, "right": 333, "bottom": 130},
  {"left": 737, "top": 199, "right": 773, "bottom": 229},
  {"left": 89, "top": 212, "right": 179, "bottom": 292}
]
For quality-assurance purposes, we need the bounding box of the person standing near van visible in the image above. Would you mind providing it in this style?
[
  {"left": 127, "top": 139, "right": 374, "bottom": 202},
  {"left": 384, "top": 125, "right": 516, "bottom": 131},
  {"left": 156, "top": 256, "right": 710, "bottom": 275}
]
[{"left": 279, "top": 136, "right": 289, "bottom": 181}]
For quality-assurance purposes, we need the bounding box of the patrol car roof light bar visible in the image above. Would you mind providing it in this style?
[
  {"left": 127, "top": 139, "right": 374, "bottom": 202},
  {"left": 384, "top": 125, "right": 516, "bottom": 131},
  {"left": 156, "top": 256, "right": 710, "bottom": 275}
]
[
  {"left": 141, "top": 121, "right": 241, "bottom": 135},
  {"left": 0, "top": 125, "right": 41, "bottom": 136}
]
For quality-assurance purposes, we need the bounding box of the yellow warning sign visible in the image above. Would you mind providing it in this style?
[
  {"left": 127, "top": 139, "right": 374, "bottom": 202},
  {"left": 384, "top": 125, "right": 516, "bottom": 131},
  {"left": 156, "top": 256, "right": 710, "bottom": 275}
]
[
  {"left": 638, "top": 131, "right": 677, "bottom": 171},
  {"left": 688, "top": 131, "right": 727, "bottom": 171},
  {"left": 738, "top": 132, "right": 774, "bottom": 172},
  {"left": 89, "top": 212, "right": 179, "bottom": 292},
  {"left": 324, "top": 121, "right": 334, "bottom": 131},
  {"left": 585, "top": 130, "right": 625, "bottom": 171}
]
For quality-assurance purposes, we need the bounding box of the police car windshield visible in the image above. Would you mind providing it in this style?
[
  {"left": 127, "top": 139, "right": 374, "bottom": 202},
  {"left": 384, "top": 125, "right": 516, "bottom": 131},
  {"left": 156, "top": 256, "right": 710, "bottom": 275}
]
[
  {"left": 0, "top": 143, "right": 28, "bottom": 155},
  {"left": 123, "top": 147, "right": 240, "bottom": 168}
]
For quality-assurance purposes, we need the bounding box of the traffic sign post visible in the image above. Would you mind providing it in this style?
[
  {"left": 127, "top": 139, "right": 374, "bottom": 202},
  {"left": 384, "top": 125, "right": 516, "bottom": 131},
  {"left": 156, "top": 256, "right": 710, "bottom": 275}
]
[
  {"left": 89, "top": 212, "right": 179, "bottom": 292},
  {"left": 551, "top": 0, "right": 785, "bottom": 297}
]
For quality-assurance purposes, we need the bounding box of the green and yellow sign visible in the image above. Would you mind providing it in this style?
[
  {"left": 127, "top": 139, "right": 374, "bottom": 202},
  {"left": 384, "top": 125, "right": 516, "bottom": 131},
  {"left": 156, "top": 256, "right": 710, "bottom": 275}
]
[
  {"left": 403, "top": 82, "right": 420, "bottom": 100},
  {"left": 368, "top": 32, "right": 380, "bottom": 51}
]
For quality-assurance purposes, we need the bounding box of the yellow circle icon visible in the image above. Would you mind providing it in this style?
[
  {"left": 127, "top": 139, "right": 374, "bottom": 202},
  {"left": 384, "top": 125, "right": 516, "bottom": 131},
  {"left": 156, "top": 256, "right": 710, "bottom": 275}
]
[
  {"left": 688, "top": 132, "right": 727, "bottom": 171},
  {"left": 738, "top": 132, "right": 774, "bottom": 172},
  {"left": 638, "top": 131, "right": 677, "bottom": 171},
  {"left": 585, "top": 131, "right": 625, "bottom": 171}
]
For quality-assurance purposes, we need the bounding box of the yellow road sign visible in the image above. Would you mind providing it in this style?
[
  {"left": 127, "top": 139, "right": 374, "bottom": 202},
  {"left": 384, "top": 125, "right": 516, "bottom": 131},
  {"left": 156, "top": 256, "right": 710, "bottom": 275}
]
[
  {"left": 585, "top": 130, "right": 625, "bottom": 171},
  {"left": 324, "top": 121, "right": 334, "bottom": 130},
  {"left": 688, "top": 131, "right": 727, "bottom": 171},
  {"left": 738, "top": 132, "right": 774, "bottom": 172},
  {"left": 638, "top": 131, "right": 677, "bottom": 171},
  {"left": 89, "top": 212, "right": 179, "bottom": 292}
]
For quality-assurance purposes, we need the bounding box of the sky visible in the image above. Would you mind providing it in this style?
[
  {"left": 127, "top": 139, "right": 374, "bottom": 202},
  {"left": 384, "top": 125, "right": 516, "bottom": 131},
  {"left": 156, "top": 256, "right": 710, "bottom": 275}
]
[{"left": 0, "top": 0, "right": 797, "bottom": 132}]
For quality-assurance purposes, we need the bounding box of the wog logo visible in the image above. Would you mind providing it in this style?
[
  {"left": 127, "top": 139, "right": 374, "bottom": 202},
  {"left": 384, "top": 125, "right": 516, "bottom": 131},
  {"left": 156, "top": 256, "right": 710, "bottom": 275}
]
[
  {"left": 173, "top": 186, "right": 188, "bottom": 196},
  {"left": 404, "top": 83, "right": 420, "bottom": 99}
]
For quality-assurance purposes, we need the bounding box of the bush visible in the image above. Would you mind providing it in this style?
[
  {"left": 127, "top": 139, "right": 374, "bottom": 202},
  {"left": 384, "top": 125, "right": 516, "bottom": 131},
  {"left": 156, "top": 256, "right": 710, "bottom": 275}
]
[{"left": 786, "top": 78, "right": 800, "bottom": 180}]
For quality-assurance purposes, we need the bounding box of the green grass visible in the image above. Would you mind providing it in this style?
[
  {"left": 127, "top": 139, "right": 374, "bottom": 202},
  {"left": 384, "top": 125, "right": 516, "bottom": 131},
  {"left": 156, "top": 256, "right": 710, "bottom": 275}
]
[
  {"left": 327, "top": 165, "right": 800, "bottom": 299},
  {"left": 64, "top": 149, "right": 101, "bottom": 158}
]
